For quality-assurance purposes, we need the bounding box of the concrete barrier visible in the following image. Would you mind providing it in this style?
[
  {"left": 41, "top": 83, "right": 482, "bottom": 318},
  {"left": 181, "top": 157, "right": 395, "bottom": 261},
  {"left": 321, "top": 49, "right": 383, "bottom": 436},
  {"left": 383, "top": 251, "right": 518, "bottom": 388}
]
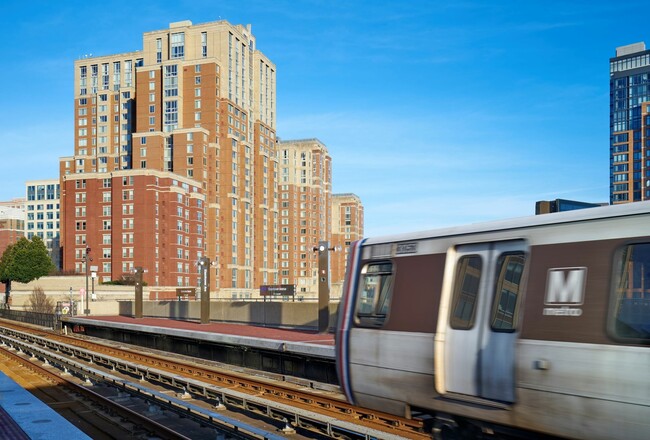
[
  {"left": 118, "top": 300, "right": 340, "bottom": 331},
  {"left": 7, "top": 276, "right": 342, "bottom": 330}
]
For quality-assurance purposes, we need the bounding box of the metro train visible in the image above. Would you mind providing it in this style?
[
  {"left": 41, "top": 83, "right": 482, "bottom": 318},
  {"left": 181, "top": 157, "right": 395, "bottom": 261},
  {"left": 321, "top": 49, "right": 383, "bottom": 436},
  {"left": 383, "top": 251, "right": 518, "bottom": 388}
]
[{"left": 335, "top": 201, "right": 650, "bottom": 439}]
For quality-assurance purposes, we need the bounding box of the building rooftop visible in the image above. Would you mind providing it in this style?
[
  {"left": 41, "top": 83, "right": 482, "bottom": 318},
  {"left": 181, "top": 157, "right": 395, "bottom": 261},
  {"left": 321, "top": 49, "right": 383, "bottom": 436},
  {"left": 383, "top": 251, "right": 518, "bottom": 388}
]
[
  {"left": 0, "top": 207, "right": 23, "bottom": 220},
  {"left": 616, "top": 42, "right": 646, "bottom": 57}
]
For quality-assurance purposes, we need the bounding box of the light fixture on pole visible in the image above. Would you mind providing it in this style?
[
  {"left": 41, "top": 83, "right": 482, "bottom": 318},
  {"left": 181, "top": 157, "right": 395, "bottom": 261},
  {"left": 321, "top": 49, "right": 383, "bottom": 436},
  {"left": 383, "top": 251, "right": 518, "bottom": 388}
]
[
  {"left": 134, "top": 267, "right": 145, "bottom": 319},
  {"left": 84, "top": 247, "right": 91, "bottom": 315},
  {"left": 197, "top": 257, "right": 211, "bottom": 324},
  {"left": 312, "top": 241, "right": 340, "bottom": 333}
]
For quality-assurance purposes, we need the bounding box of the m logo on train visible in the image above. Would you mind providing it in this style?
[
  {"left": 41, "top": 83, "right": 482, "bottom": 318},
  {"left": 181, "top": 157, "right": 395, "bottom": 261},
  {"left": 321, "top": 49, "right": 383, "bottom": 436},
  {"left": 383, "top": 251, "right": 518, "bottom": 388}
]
[{"left": 543, "top": 267, "right": 586, "bottom": 316}]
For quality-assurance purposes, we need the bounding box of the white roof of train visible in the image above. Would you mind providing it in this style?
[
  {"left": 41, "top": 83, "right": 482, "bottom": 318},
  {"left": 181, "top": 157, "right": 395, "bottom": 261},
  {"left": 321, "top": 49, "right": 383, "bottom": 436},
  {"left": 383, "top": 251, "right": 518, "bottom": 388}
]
[{"left": 363, "top": 201, "right": 650, "bottom": 246}]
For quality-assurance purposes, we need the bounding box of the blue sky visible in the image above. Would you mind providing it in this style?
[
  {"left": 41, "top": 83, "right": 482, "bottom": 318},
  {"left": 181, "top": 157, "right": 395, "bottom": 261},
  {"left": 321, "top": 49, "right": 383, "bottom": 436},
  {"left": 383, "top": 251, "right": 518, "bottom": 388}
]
[{"left": 2, "top": 1, "right": 649, "bottom": 236}]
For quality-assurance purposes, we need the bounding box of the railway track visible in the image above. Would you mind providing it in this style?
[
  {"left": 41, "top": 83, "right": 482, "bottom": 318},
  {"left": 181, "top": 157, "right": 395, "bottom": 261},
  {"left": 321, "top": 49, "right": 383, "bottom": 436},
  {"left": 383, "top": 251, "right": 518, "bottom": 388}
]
[
  {"left": 0, "top": 342, "right": 192, "bottom": 439},
  {"left": 0, "top": 319, "right": 431, "bottom": 439}
]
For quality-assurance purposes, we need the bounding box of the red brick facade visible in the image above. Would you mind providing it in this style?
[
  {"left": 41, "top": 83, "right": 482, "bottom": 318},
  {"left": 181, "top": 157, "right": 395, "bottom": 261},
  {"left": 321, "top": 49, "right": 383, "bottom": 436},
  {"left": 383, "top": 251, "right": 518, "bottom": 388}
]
[
  {"left": 331, "top": 194, "right": 364, "bottom": 286},
  {"left": 60, "top": 171, "right": 204, "bottom": 296}
]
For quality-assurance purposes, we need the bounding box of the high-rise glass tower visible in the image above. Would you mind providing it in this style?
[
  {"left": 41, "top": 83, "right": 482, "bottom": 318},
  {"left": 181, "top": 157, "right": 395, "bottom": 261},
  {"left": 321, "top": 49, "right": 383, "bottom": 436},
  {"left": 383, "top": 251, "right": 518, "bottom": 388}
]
[{"left": 609, "top": 42, "right": 650, "bottom": 204}]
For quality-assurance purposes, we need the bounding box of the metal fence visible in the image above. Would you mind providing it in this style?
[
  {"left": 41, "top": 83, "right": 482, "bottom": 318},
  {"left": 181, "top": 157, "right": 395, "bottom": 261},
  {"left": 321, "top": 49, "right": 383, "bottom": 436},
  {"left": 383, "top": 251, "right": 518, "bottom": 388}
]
[{"left": 0, "top": 309, "right": 56, "bottom": 328}]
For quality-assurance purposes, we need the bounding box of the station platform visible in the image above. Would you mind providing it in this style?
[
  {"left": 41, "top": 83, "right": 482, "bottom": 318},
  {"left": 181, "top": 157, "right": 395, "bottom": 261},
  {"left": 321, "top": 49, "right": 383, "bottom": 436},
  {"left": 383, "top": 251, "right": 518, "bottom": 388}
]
[
  {"left": 64, "top": 315, "right": 335, "bottom": 356},
  {"left": 0, "top": 370, "right": 91, "bottom": 440},
  {"left": 60, "top": 315, "right": 338, "bottom": 384}
]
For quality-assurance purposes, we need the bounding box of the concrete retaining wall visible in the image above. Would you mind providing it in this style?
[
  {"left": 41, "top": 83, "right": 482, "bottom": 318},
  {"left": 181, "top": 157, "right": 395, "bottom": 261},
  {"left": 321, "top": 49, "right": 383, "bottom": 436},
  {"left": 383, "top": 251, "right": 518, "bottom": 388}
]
[
  {"left": 118, "top": 300, "right": 339, "bottom": 330},
  {"left": 6, "top": 276, "right": 341, "bottom": 330}
]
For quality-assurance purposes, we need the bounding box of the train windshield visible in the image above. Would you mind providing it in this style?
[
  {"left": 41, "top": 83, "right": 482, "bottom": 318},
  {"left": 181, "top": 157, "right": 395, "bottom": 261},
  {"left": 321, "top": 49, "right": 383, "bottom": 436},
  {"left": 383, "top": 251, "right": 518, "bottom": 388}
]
[
  {"left": 611, "top": 243, "right": 650, "bottom": 342},
  {"left": 355, "top": 261, "right": 394, "bottom": 327}
]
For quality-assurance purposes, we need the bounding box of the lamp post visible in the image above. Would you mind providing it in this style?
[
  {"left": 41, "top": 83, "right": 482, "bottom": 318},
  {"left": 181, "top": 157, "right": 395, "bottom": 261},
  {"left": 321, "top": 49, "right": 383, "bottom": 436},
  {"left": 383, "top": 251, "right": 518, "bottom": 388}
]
[
  {"left": 69, "top": 287, "right": 73, "bottom": 316},
  {"left": 84, "top": 247, "right": 91, "bottom": 315},
  {"left": 134, "top": 267, "right": 144, "bottom": 318},
  {"left": 313, "top": 241, "right": 340, "bottom": 333},
  {"left": 198, "top": 257, "right": 210, "bottom": 324}
]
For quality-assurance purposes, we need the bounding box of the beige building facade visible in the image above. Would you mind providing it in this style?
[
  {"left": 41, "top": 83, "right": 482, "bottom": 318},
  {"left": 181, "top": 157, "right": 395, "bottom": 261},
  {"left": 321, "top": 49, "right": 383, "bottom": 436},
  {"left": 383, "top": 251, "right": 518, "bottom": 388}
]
[
  {"left": 277, "top": 139, "right": 332, "bottom": 295},
  {"left": 331, "top": 193, "right": 364, "bottom": 284}
]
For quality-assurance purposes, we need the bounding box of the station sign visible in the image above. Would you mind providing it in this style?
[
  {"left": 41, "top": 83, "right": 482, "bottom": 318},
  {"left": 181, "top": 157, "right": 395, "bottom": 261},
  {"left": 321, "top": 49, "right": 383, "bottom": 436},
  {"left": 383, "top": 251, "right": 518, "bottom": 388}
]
[
  {"left": 176, "top": 288, "right": 196, "bottom": 298},
  {"left": 260, "top": 284, "right": 295, "bottom": 297}
]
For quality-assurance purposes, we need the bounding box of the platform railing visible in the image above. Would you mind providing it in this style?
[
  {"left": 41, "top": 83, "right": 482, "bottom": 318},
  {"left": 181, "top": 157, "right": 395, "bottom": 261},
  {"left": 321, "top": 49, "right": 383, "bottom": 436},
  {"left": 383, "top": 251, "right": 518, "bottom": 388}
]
[{"left": 0, "top": 309, "right": 56, "bottom": 328}]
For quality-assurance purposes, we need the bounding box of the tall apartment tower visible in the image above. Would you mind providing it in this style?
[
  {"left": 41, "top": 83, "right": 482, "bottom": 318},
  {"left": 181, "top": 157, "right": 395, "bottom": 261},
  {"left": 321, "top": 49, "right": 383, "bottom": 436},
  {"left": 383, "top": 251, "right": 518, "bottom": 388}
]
[
  {"left": 277, "top": 139, "right": 331, "bottom": 296},
  {"left": 25, "top": 180, "right": 61, "bottom": 269},
  {"left": 60, "top": 20, "right": 278, "bottom": 296},
  {"left": 609, "top": 42, "right": 650, "bottom": 204},
  {"left": 330, "top": 193, "right": 364, "bottom": 287}
]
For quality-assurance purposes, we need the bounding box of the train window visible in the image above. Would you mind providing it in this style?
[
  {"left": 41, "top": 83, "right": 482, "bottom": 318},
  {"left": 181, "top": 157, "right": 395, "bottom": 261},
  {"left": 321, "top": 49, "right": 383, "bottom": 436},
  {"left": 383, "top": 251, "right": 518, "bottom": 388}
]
[
  {"left": 610, "top": 243, "right": 650, "bottom": 342},
  {"left": 490, "top": 252, "right": 526, "bottom": 332},
  {"left": 355, "top": 261, "right": 394, "bottom": 327},
  {"left": 450, "top": 255, "right": 482, "bottom": 330}
]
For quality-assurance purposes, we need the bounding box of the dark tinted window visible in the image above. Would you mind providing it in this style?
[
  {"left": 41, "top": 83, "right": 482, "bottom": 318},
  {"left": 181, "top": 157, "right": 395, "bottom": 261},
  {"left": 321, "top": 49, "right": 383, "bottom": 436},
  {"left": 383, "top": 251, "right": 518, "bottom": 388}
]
[
  {"left": 611, "top": 243, "right": 650, "bottom": 342},
  {"left": 450, "top": 255, "right": 482, "bottom": 329},
  {"left": 491, "top": 252, "right": 526, "bottom": 332}
]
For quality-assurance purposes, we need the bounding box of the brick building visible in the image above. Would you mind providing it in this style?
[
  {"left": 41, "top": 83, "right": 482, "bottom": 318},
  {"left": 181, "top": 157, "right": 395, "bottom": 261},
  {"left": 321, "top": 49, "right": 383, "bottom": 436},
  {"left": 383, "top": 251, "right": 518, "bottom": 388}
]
[
  {"left": 330, "top": 193, "right": 364, "bottom": 286},
  {"left": 59, "top": 19, "right": 363, "bottom": 298},
  {"left": 0, "top": 205, "right": 24, "bottom": 256},
  {"left": 59, "top": 170, "right": 204, "bottom": 296},
  {"left": 60, "top": 20, "right": 277, "bottom": 297}
]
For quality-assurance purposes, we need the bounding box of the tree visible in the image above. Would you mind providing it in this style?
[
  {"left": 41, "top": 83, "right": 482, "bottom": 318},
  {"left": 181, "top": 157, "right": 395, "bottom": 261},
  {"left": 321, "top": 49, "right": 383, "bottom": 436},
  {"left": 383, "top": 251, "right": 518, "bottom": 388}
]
[
  {"left": 0, "top": 236, "right": 54, "bottom": 307},
  {"left": 27, "top": 286, "right": 54, "bottom": 314}
]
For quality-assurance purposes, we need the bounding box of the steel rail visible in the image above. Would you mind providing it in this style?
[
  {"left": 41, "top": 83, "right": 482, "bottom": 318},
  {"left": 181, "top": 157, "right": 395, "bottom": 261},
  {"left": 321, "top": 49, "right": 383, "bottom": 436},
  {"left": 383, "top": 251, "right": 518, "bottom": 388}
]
[{"left": 0, "top": 322, "right": 430, "bottom": 439}]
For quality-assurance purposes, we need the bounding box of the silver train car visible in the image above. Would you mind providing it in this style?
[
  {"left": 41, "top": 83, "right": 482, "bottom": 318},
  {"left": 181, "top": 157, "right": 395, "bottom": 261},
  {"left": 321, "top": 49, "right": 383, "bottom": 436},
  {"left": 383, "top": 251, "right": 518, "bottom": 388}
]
[{"left": 335, "top": 202, "right": 650, "bottom": 439}]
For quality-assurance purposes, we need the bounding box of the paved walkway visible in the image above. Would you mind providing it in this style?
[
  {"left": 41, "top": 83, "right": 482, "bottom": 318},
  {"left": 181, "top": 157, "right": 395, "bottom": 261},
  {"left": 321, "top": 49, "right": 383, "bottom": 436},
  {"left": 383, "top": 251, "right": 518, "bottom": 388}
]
[{"left": 73, "top": 315, "right": 335, "bottom": 346}]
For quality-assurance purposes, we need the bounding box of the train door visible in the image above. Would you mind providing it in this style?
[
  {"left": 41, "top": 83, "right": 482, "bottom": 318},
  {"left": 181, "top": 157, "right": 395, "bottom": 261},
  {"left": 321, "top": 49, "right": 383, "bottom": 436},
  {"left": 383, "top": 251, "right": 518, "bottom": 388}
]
[{"left": 435, "top": 240, "right": 527, "bottom": 403}]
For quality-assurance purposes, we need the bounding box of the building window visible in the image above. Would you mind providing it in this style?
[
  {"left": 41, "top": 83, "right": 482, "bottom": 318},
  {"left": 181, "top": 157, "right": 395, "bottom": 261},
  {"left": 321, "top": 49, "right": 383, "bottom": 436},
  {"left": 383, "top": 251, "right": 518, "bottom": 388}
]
[
  {"left": 201, "top": 32, "right": 207, "bottom": 57},
  {"left": 170, "top": 32, "right": 185, "bottom": 59},
  {"left": 164, "top": 100, "right": 178, "bottom": 131},
  {"left": 164, "top": 64, "right": 178, "bottom": 97},
  {"left": 156, "top": 38, "right": 162, "bottom": 63}
]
